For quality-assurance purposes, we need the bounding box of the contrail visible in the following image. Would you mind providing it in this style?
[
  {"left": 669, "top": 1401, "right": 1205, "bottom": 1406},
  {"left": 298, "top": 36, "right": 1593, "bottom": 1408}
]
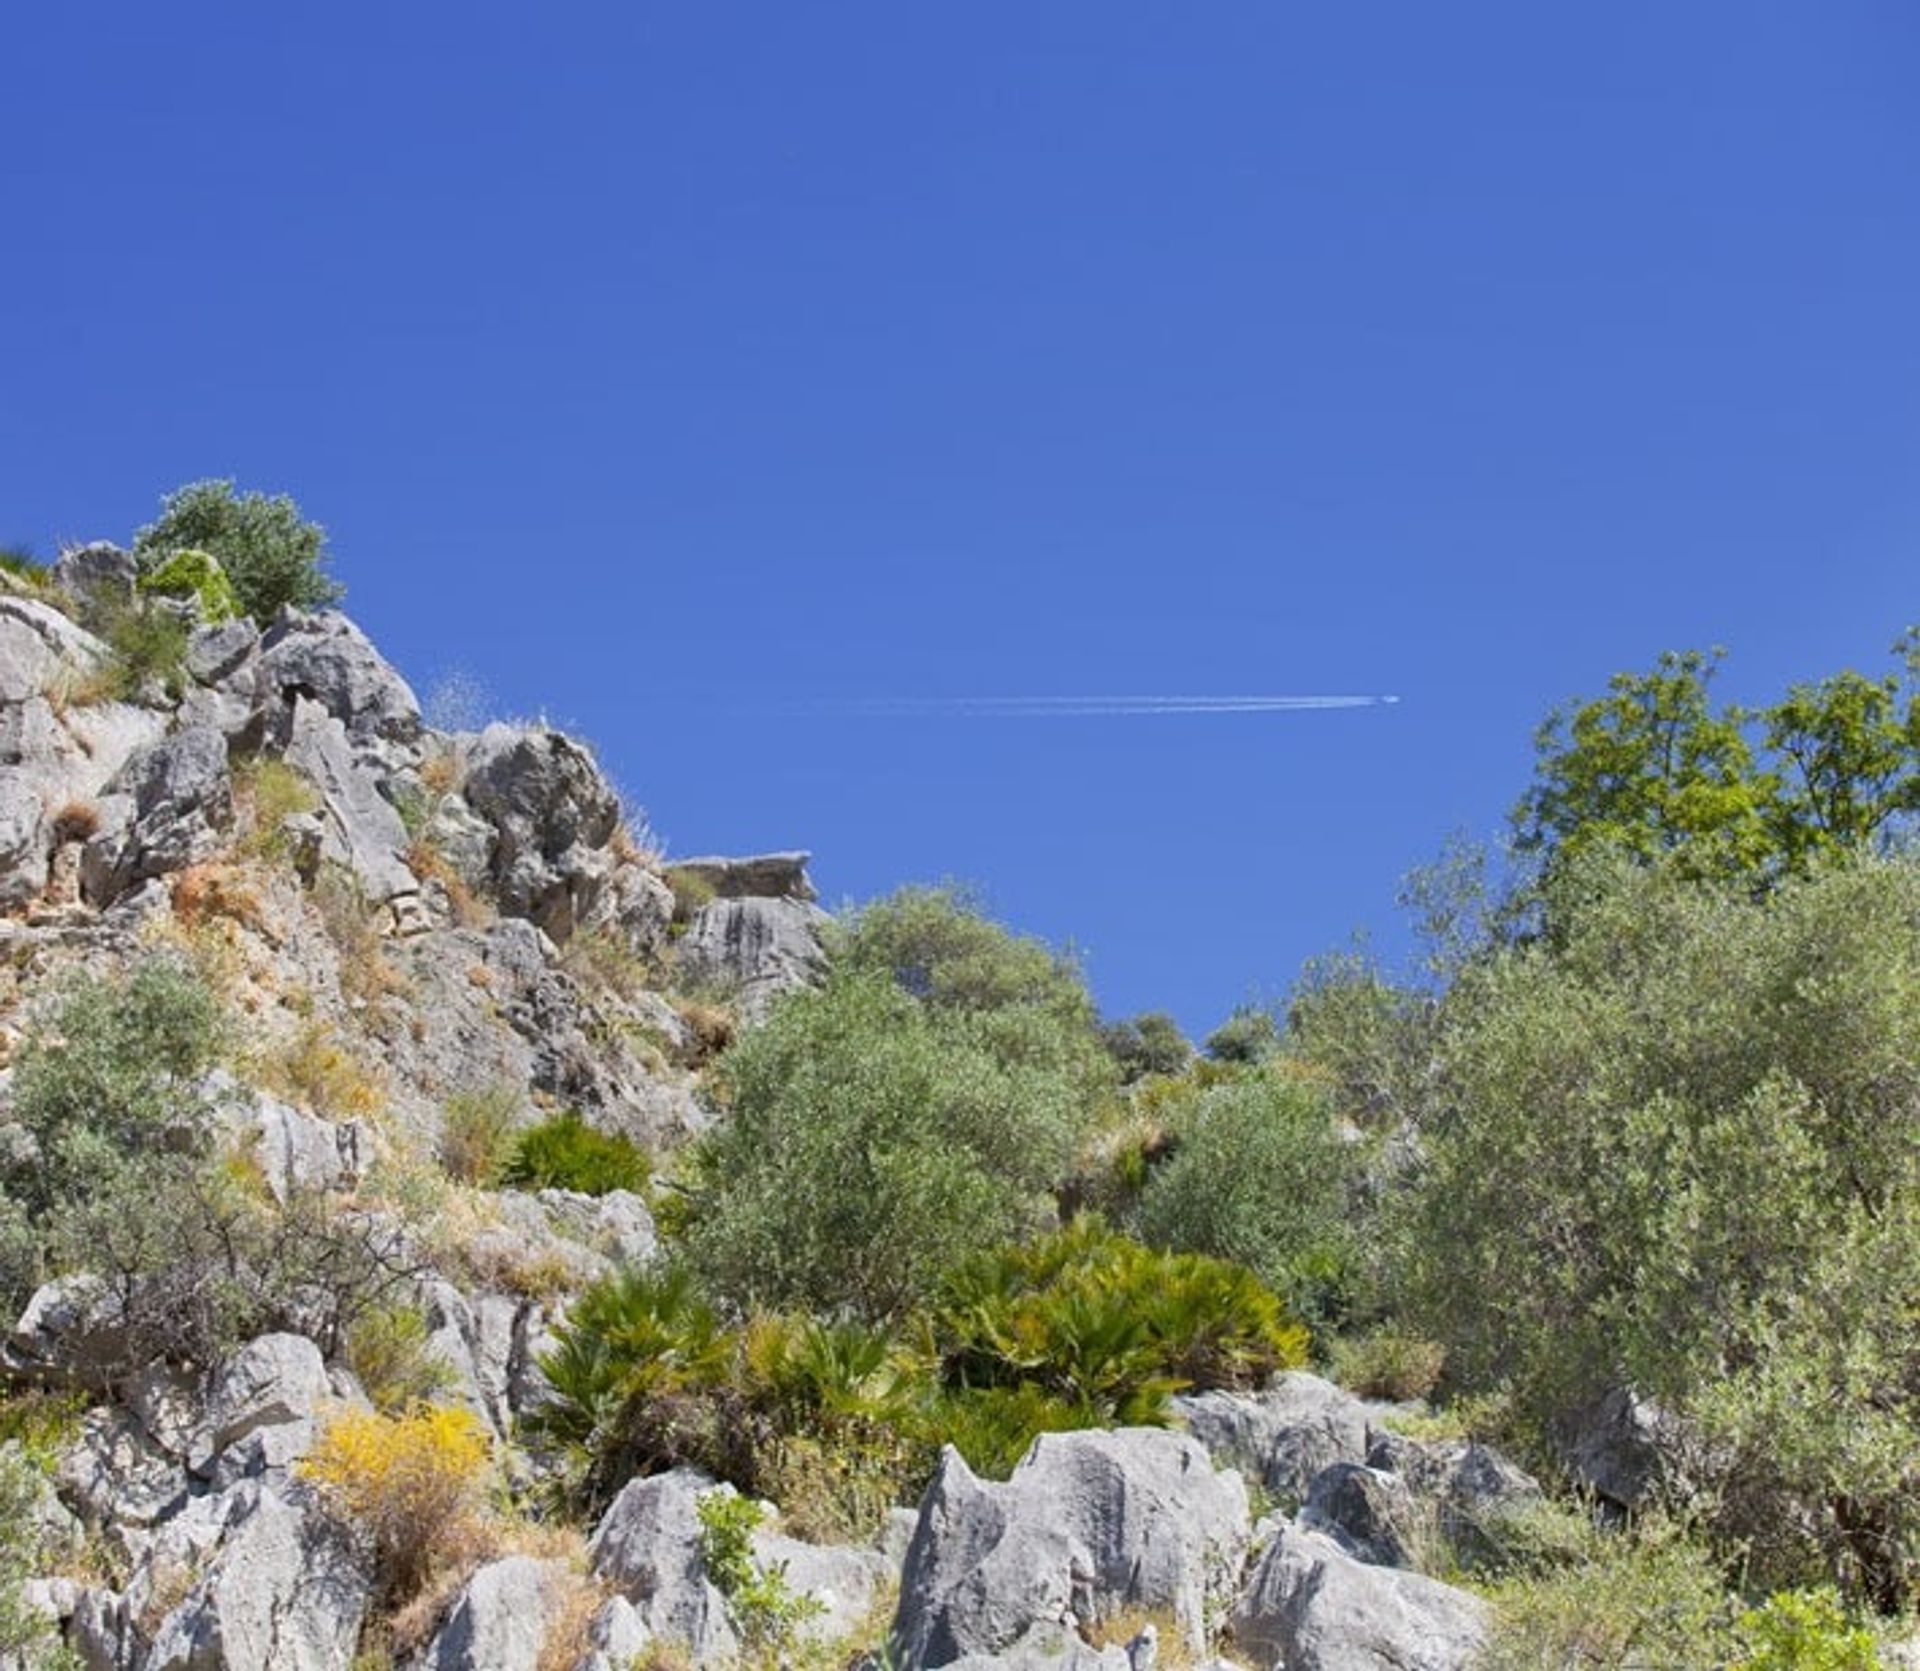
[{"left": 786, "top": 694, "right": 1401, "bottom": 717}]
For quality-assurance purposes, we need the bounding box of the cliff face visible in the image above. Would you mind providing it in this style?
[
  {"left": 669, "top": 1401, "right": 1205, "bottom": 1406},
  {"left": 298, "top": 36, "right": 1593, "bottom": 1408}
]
[{"left": 0, "top": 559, "right": 1505, "bottom": 1671}]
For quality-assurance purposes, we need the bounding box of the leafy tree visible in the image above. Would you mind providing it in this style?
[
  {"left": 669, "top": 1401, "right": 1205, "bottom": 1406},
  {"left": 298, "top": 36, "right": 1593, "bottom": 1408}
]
[
  {"left": 1099, "top": 1011, "right": 1193, "bottom": 1082},
  {"left": 133, "top": 478, "right": 341, "bottom": 622},
  {"left": 1132, "top": 1070, "right": 1355, "bottom": 1326},
  {"left": 1395, "top": 852, "right": 1920, "bottom": 1600},
  {"left": 681, "top": 969, "right": 1102, "bottom": 1319},
  {"left": 1514, "top": 648, "right": 1777, "bottom": 881}
]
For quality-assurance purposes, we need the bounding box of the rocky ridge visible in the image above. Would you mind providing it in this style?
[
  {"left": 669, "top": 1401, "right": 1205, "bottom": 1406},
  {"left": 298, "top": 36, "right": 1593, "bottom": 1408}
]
[{"left": 0, "top": 554, "right": 1509, "bottom": 1669}]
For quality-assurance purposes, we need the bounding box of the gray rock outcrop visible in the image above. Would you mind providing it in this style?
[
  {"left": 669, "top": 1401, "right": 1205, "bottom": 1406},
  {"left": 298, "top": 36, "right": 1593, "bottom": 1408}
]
[
  {"left": 417, "top": 1555, "right": 568, "bottom": 1671},
  {"left": 891, "top": 1428, "right": 1250, "bottom": 1669},
  {"left": 677, "top": 895, "right": 828, "bottom": 1017},
  {"left": 1229, "top": 1523, "right": 1486, "bottom": 1671}
]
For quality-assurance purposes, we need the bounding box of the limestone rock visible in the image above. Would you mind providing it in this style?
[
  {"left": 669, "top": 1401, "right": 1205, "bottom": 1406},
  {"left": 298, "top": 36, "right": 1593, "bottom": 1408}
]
[
  {"left": 588, "top": 1468, "right": 738, "bottom": 1664},
  {"left": 51, "top": 542, "right": 138, "bottom": 608},
  {"left": 57, "top": 1408, "right": 190, "bottom": 1535},
  {"left": 418, "top": 1555, "right": 568, "bottom": 1671},
  {"left": 666, "top": 851, "right": 817, "bottom": 902},
  {"left": 257, "top": 609, "right": 422, "bottom": 747},
  {"left": 81, "top": 726, "right": 232, "bottom": 904},
  {"left": 273, "top": 695, "right": 417, "bottom": 905},
  {"left": 677, "top": 895, "right": 828, "bottom": 1018},
  {"left": 1174, "top": 1375, "right": 1377, "bottom": 1505},
  {"left": 0, "top": 597, "right": 104, "bottom": 703},
  {"left": 190, "top": 1333, "right": 333, "bottom": 1480},
  {"left": 1229, "top": 1523, "right": 1486, "bottom": 1671},
  {"left": 461, "top": 724, "right": 621, "bottom": 941},
  {"left": 890, "top": 1429, "right": 1250, "bottom": 1669},
  {"left": 6, "top": 1275, "right": 135, "bottom": 1392},
  {"left": 143, "top": 1481, "right": 372, "bottom": 1671}
]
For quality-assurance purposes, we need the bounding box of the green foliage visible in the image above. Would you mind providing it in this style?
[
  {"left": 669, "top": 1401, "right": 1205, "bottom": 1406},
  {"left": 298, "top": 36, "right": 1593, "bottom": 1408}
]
[
  {"left": 133, "top": 478, "right": 341, "bottom": 623},
  {"left": 1131, "top": 1071, "right": 1355, "bottom": 1328},
  {"left": 436, "top": 1084, "right": 523, "bottom": 1186},
  {"left": 1396, "top": 853, "right": 1920, "bottom": 1601},
  {"left": 1099, "top": 1012, "right": 1193, "bottom": 1082},
  {"left": 137, "top": 546, "right": 239, "bottom": 622},
  {"left": 344, "top": 1302, "right": 460, "bottom": 1414},
  {"left": 0, "top": 1445, "right": 75, "bottom": 1665},
  {"left": 1203, "top": 1007, "right": 1279, "bottom": 1064},
  {"left": 1478, "top": 1517, "right": 1737, "bottom": 1670},
  {"left": 1731, "top": 1589, "right": 1883, "bottom": 1670},
  {"left": 695, "top": 1492, "right": 824, "bottom": 1653},
  {"left": 934, "top": 1220, "right": 1308, "bottom": 1474},
  {"left": 87, "top": 597, "right": 192, "bottom": 703},
  {"left": 682, "top": 966, "right": 1106, "bottom": 1320},
  {"left": 502, "top": 1112, "right": 649, "bottom": 1196},
  {"left": 1515, "top": 636, "right": 1920, "bottom": 887},
  {"left": 4, "top": 960, "right": 417, "bottom": 1375}
]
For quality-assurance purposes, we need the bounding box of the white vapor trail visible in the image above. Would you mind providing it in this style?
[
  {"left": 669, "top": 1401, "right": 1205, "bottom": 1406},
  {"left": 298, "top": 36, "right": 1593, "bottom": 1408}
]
[{"left": 795, "top": 694, "right": 1401, "bottom": 717}]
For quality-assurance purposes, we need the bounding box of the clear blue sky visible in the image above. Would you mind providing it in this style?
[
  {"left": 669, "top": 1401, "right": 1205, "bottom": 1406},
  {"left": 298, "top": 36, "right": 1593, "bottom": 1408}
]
[{"left": 7, "top": 5, "right": 1918, "bottom": 1035}]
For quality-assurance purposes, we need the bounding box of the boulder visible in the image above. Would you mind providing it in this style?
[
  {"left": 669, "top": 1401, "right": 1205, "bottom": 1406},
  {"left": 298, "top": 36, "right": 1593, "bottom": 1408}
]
[
  {"left": 6, "top": 1275, "right": 135, "bottom": 1392},
  {"left": 1362, "top": 1434, "right": 1545, "bottom": 1568},
  {"left": 51, "top": 542, "right": 138, "bottom": 608},
  {"left": 143, "top": 1481, "right": 372, "bottom": 1671},
  {"left": 273, "top": 695, "right": 417, "bottom": 905},
  {"left": 890, "top": 1429, "right": 1250, "bottom": 1669},
  {"left": 0, "top": 773, "right": 48, "bottom": 910},
  {"left": 755, "top": 1528, "right": 894, "bottom": 1645},
  {"left": 418, "top": 1555, "right": 568, "bottom": 1671},
  {"left": 677, "top": 895, "right": 828, "bottom": 1018},
  {"left": 0, "top": 597, "right": 104, "bottom": 703},
  {"left": 80, "top": 726, "right": 232, "bottom": 904},
  {"left": 1230, "top": 1524, "right": 1486, "bottom": 1671},
  {"left": 215, "top": 1080, "right": 369, "bottom": 1204},
  {"left": 666, "top": 852, "right": 817, "bottom": 902},
  {"left": 190, "top": 1333, "right": 333, "bottom": 1480},
  {"left": 1558, "top": 1386, "right": 1685, "bottom": 1512},
  {"left": 256, "top": 610, "right": 422, "bottom": 746},
  {"left": 1175, "top": 1375, "right": 1376, "bottom": 1505},
  {"left": 57, "top": 1408, "right": 190, "bottom": 1535},
  {"left": 461, "top": 724, "right": 621, "bottom": 941},
  {"left": 588, "top": 1467, "right": 738, "bottom": 1664},
  {"left": 574, "top": 1596, "right": 653, "bottom": 1671}
]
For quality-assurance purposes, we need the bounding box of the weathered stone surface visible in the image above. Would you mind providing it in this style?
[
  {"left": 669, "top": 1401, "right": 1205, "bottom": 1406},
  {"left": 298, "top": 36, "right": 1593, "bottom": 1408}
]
[
  {"left": 575, "top": 1596, "right": 653, "bottom": 1671},
  {"left": 191, "top": 1333, "right": 332, "bottom": 1479},
  {"left": 418, "top": 1555, "right": 567, "bottom": 1671},
  {"left": 1362, "top": 1434, "right": 1545, "bottom": 1568},
  {"left": 461, "top": 724, "right": 621, "bottom": 941},
  {"left": 0, "top": 597, "right": 103, "bottom": 703},
  {"left": 536, "top": 1188, "right": 658, "bottom": 1268},
  {"left": 57, "top": 1408, "right": 190, "bottom": 1534},
  {"left": 213, "top": 1079, "right": 369, "bottom": 1204},
  {"left": 1175, "top": 1375, "right": 1376, "bottom": 1504},
  {"left": 891, "top": 1429, "right": 1250, "bottom": 1669},
  {"left": 144, "top": 1481, "right": 372, "bottom": 1671},
  {"left": 667, "top": 851, "right": 817, "bottom": 902},
  {"left": 81, "top": 726, "right": 232, "bottom": 903},
  {"left": 257, "top": 610, "right": 422, "bottom": 746},
  {"left": 756, "top": 1528, "right": 894, "bottom": 1645},
  {"left": 677, "top": 895, "right": 828, "bottom": 1018},
  {"left": 1559, "top": 1386, "right": 1684, "bottom": 1511},
  {"left": 1299, "top": 1463, "right": 1419, "bottom": 1568},
  {"left": 1230, "top": 1524, "right": 1486, "bottom": 1671},
  {"left": 274, "top": 696, "right": 417, "bottom": 905},
  {"left": 52, "top": 542, "right": 138, "bottom": 607},
  {"left": 185, "top": 618, "right": 260, "bottom": 687},
  {"left": 6, "top": 1275, "right": 134, "bottom": 1392},
  {"left": 588, "top": 1468, "right": 739, "bottom": 1664},
  {"left": 0, "top": 773, "right": 48, "bottom": 909}
]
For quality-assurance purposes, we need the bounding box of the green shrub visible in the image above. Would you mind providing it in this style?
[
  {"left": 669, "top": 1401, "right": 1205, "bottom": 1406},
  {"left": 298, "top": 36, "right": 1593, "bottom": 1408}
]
[
  {"left": 1396, "top": 852, "right": 1920, "bottom": 1602},
  {"left": 1730, "top": 1589, "right": 1882, "bottom": 1670},
  {"left": 0, "top": 1446, "right": 75, "bottom": 1665},
  {"left": 137, "top": 546, "right": 239, "bottom": 623},
  {"left": 682, "top": 969, "right": 1105, "bottom": 1320},
  {"left": 437, "top": 1085, "right": 523, "bottom": 1186},
  {"left": 933, "top": 1220, "right": 1308, "bottom": 1474},
  {"left": 79, "top": 597, "right": 192, "bottom": 703},
  {"left": 1203, "top": 1007, "right": 1279, "bottom": 1064},
  {"left": 1326, "top": 1330, "right": 1446, "bottom": 1403},
  {"left": 1132, "top": 1071, "right": 1356, "bottom": 1328},
  {"left": 503, "top": 1112, "right": 648, "bottom": 1196},
  {"left": 133, "top": 478, "right": 341, "bottom": 623},
  {"left": 695, "top": 1492, "right": 823, "bottom": 1653},
  {"left": 1099, "top": 1012, "right": 1193, "bottom": 1083},
  {"left": 344, "top": 1302, "right": 459, "bottom": 1414}
]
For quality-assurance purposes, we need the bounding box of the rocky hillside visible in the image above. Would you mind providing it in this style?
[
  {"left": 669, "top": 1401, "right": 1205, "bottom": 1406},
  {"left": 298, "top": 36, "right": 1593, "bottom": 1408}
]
[{"left": 2, "top": 526, "right": 1916, "bottom": 1671}]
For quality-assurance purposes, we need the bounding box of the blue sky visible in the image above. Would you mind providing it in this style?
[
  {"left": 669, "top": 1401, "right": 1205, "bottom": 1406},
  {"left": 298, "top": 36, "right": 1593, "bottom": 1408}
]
[{"left": 6, "top": 5, "right": 1918, "bottom": 1035}]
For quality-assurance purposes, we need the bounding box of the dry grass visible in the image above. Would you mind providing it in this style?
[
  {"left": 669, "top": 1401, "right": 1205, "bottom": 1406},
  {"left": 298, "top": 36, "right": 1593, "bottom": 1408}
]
[
  {"left": 257, "top": 1018, "right": 386, "bottom": 1120},
  {"left": 1081, "top": 1605, "right": 1203, "bottom": 1669},
  {"left": 312, "top": 867, "right": 412, "bottom": 1004},
  {"left": 403, "top": 837, "right": 489, "bottom": 928},
  {"left": 170, "top": 862, "right": 271, "bottom": 935},
  {"left": 672, "top": 996, "right": 735, "bottom": 1067},
  {"left": 49, "top": 798, "right": 100, "bottom": 844}
]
